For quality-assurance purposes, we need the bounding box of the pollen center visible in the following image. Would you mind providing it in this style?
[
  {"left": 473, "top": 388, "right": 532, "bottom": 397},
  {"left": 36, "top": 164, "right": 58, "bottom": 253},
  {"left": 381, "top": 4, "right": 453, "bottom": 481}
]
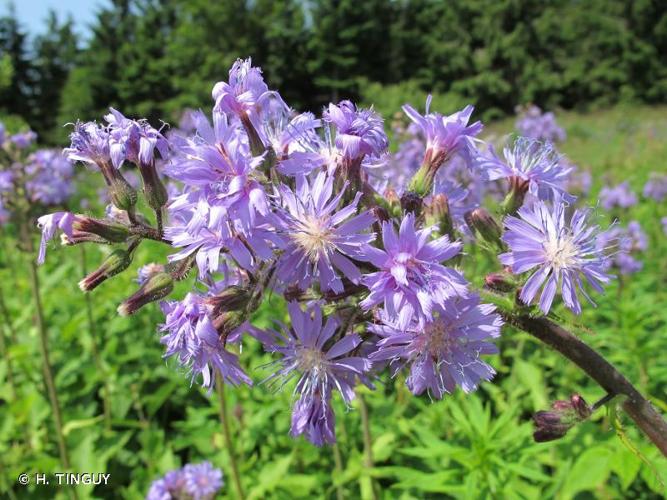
[
  {"left": 297, "top": 347, "right": 326, "bottom": 373},
  {"left": 292, "top": 215, "right": 334, "bottom": 261},
  {"left": 423, "top": 320, "right": 456, "bottom": 358},
  {"left": 543, "top": 235, "right": 578, "bottom": 271}
]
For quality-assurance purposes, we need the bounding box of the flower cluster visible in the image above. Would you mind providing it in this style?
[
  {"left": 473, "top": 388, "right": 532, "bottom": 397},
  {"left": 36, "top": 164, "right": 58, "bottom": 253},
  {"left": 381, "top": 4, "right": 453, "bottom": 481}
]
[
  {"left": 597, "top": 221, "right": 648, "bottom": 275},
  {"left": 38, "top": 58, "right": 618, "bottom": 447},
  {"left": 515, "top": 104, "right": 566, "bottom": 143},
  {"left": 599, "top": 181, "right": 637, "bottom": 211},
  {"left": 147, "top": 461, "right": 223, "bottom": 500},
  {"left": 0, "top": 124, "right": 75, "bottom": 227},
  {"left": 643, "top": 172, "right": 667, "bottom": 202}
]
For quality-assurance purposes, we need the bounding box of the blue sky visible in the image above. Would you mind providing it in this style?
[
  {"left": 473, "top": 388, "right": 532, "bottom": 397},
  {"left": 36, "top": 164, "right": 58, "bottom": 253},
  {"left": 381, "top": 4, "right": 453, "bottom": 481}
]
[{"left": 6, "top": 0, "right": 109, "bottom": 37}]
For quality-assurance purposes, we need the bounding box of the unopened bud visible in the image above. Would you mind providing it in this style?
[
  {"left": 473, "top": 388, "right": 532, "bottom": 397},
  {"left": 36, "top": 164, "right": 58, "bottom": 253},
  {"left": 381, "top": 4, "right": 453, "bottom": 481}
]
[
  {"left": 465, "top": 208, "right": 503, "bottom": 248},
  {"left": 533, "top": 394, "right": 591, "bottom": 443},
  {"left": 240, "top": 113, "right": 265, "bottom": 156},
  {"left": 212, "top": 310, "right": 244, "bottom": 338},
  {"left": 425, "top": 194, "right": 454, "bottom": 239},
  {"left": 400, "top": 191, "right": 423, "bottom": 215},
  {"left": 138, "top": 162, "right": 168, "bottom": 210},
  {"left": 484, "top": 272, "right": 516, "bottom": 292},
  {"left": 371, "top": 205, "right": 390, "bottom": 223},
  {"left": 73, "top": 216, "right": 130, "bottom": 243},
  {"left": 117, "top": 272, "right": 173, "bottom": 316},
  {"left": 501, "top": 176, "right": 530, "bottom": 215},
  {"left": 79, "top": 249, "right": 133, "bottom": 292},
  {"left": 206, "top": 286, "right": 251, "bottom": 316},
  {"left": 106, "top": 168, "right": 138, "bottom": 212}
]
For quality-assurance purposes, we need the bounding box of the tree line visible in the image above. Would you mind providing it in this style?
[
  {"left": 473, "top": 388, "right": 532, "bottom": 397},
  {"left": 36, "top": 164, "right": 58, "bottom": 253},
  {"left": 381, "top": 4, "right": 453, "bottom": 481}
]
[{"left": 1, "top": 0, "right": 666, "bottom": 144}]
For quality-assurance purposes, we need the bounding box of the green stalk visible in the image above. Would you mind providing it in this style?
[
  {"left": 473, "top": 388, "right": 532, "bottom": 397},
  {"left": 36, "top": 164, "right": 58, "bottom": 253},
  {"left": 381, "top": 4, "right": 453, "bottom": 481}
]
[
  {"left": 79, "top": 246, "right": 112, "bottom": 430},
  {"left": 20, "top": 218, "right": 77, "bottom": 500},
  {"left": 0, "top": 289, "right": 17, "bottom": 401},
  {"left": 215, "top": 376, "right": 245, "bottom": 500},
  {"left": 332, "top": 443, "right": 345, "bottom": 500},
  {"left": 357, "top": 393, "right": 379, "bottom": 500}
]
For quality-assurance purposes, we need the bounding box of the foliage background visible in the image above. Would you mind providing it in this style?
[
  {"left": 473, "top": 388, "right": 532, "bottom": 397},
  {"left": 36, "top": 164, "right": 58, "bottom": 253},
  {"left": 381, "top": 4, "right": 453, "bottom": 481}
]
[{"left": 0, "top": 0, "right": 667, "bottom": 498}]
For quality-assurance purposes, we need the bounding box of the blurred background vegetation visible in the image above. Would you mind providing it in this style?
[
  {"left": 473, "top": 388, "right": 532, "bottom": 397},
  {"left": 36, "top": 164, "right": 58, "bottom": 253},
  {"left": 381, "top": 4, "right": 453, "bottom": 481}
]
[
  {"left": 1, "top": 0, "right": 667, "bottom": 498},
  {"left": 1, "top": 0, "right": 667, "bottom": 140}
]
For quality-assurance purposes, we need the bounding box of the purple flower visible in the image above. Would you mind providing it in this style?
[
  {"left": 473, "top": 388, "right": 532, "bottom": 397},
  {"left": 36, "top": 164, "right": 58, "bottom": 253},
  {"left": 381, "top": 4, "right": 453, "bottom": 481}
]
[
  {"left": 515, "top": 105, "right": 566, "bottom": 143},
  {"left": 36, "top": 212, "right": 76, "bottom": 264},
  {"left": 147, "top": 463, "right": 223, "bottom": 500},
  {"left": 500, "top": 199, "right": 612, "bottom": 314},
  {"left": 136, "top": 263, "right": 166, "bottom": 285},
  {"left": 643, "top": 173, "right": 667, "bottom": 202},
  {"left": 25, "top": 150, "right": 74, "bottom": 205},
  {"left": 479, "top": 137, "right": 573, "bottom": 202},
  {"left": 10, "top": 130, "right": 37, "bottom": 149},
  {"left": 662, "top": 216, "right": 667, "bottom": 236},
  {"left": 159, "top": 293, "right": 252, "bottom": 389},
  {"left": 275, "top": 172, "right": 375, "bottom": 293},
  {"left": 258, "top": 302, "right": 371, "bottom": 445},
  {"left": 63, "top": 121, "right": 112, "bottom": 167},
  {"left": 402, "top": 97, "right": 482, "bottom": 169},
  {"left": 597, "top": 221, "right": 647, "bottom": 275},
  {"left": 146, "top": 469, "right": 187, "bottom": 500},
  {"left": 183, "top": 462, "right": 224, "bottom": 500},
  {"left": 105, "top": 108, "right": 169, "bottom": 168},
  {"left": 165, "top": 112, "right": 269, "bottom": 233},
  {"left": 323, "top": 100, "right": 388, "bottom": 161},
  {"left": 369, "top": 295, "right": 501, "bottom": 398},
  {"left": 0, "top": 123, "right": 5, "bottom": 146},
  {"left": 359, "top": 213, "right": 468, "bottom": 329},
  {"left": 212, "top": 57, "right": 269, "bottom": 117},
  {"left": 599, "top": 182, "right": 637, "bottom": 211}
]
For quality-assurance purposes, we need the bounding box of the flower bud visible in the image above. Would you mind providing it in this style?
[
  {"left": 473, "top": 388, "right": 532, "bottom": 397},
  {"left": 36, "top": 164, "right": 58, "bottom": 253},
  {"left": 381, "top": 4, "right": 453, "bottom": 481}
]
[
  {"left": 205, "top": 285, "right": 251, "bottom": 316},
  {"left": 425, "top": 194, "right": 454, "bottom": 239},
  {"left": 240, "top": 113, "right": 265, "bottom": 156},
  {"left": 73, "top": 216, "right": 130, "bottom": 243},
  {"left": 371, "top": 205, "right": 390, "bottom": 223},
  {"left": 484, "top": 272, "right": 516, "bottom": 292},
  {"left": 533, "top": 394, "right": 592, "bottom": 443},
  {"left": 105, "top": 167, "right": 138, "bottom": 212},
  {"left": 501, "top": 176, "right": 530, "bottom": 215},
  {"left": 212, "top": 310, "right": 244, "bottom": 339},
  {"left": 138, "top": 162, "right": 168, "bottom": 210},
  {"left": 465, "top": 208, "right": 503, "bottom": 248},
  {"left": 79, "top": 249, "right": 133, "bottom": 292},
  {"left": 400, "top": 191, "right": 423, "bottom": 215},
  {"left": 117, "top": 272, "right": 173, "bottom": 316}
]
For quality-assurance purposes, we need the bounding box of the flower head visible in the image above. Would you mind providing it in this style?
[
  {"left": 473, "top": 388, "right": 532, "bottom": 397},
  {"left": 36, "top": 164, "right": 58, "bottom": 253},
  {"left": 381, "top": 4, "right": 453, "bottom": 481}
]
[
  {"left": 36, "top": 212, "right": 76, "bottom": 264},
  {"left": 25, "top": 149, "right": 74, "bottom": 205},
  {"left": 159, "top": 293, "right": 252, "bottom": 389},
  {"left": 275, "top": 171, "right": 375, "bottom": 293},
  {"left": 323, "top": 100, "right": 388, "bottom": 161},
  {"left": 258, "top": 302, "right": 371, "bottom": 445},
  {"left": 515, "top": 105, "right": 566, "bottom": 143},
  {"left": 105, "top": 108, "right": 169, "bottom": 168},
  {"left": 212, "top": 57, "right": 269, "bottom": 117},
  {"left": 643, "top": 173, "right": 667, "bottom": 202},
  {"left": 64, "top": 121, "right": 112, "bottom": 167},
  {"left": 599, "top": 181, "right": 637, "bottom": 211},
  {"left": 479, "top": 137, "right": 573, "bottom": 202},
  {"left": 10, "top": 130, "right": 37, "bottom": 149},
  {"left": 359, "top": 213, "right": 468, "bottom": 328},
  {"left": 369, "top": 295, "right": 501, "bottom": 398},
  {"left": 500, "top": 199, "right": 612, "bottom": 314},
  {"left": 183, "top": 462, "right": 224, "bottom": 500},
  {"left": 402, "top": 97, "right": 482, "bottom": 170}
]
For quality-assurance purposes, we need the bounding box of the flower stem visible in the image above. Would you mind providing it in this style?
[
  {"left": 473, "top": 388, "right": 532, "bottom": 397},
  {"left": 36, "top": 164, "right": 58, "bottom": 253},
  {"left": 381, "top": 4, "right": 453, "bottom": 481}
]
[
  {"left": 28, "top": 259, "right": 77, "bottom": 490},
  {"left": 357, "top": 393, "right": 379, "bottom": 500},
  {"left": 505, "top": 312, "right": 667, "bottom": 456},
  {"left": 215, "top": 376, "right": 245, "bottom": 500},
  {"left": 79, "top": 246, "right": 112, "bottom": 430},
  {"left": 332, "top": 442, "right": 345, "bottom": 500},
  {"left": 0, "top": 288, "right": 17, "bottom": 401}
]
